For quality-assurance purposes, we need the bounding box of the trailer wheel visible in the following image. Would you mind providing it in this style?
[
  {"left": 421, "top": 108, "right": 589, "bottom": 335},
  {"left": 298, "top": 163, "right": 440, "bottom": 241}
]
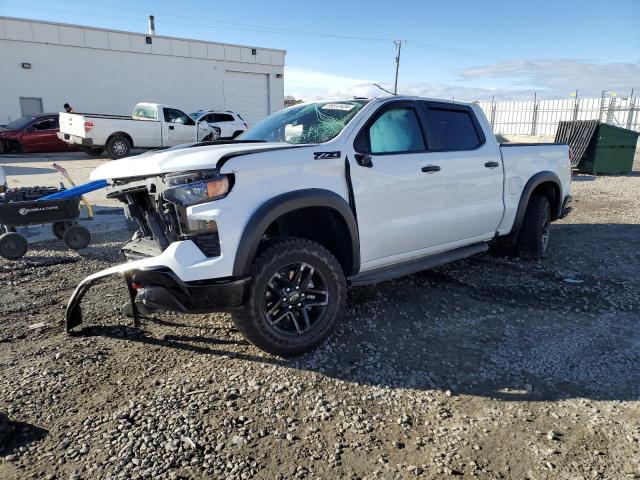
[
  {"left": 0, "top": 232, "right": 28, "bottom": 260},
  {"left": 63, "top": 225, "right": 91, "bottom": 250},
  {"left": 52, "top": 221, "right": 76, "bottom": 239},
  {"left": 106, "top": 136, "right": 131, "bottom": 159}
]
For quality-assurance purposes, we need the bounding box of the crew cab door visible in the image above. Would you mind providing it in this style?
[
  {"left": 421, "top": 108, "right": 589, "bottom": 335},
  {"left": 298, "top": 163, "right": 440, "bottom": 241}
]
[
  {"left": 163, "top": 108, "right": 198, "bottom": 146},
  {"left": 345, "top": 101, "right": 445, "bottom": 267},
  {"left": 416, "top": 101, "right": 503, "bottom": 243},
  {"left": 346, "top": 100, "right": 503, "bottom": 269}
]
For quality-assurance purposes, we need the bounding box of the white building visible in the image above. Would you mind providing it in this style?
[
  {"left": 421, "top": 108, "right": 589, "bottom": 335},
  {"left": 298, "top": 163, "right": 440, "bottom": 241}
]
[{"left": 0, "top": 16, "right": 285, "bottom": 126}]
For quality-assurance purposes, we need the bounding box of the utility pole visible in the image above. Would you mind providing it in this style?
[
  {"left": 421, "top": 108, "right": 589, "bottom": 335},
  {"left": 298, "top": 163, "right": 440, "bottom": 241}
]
[{"left": 393, "top": 40, "right": 404, "bottom": 95}]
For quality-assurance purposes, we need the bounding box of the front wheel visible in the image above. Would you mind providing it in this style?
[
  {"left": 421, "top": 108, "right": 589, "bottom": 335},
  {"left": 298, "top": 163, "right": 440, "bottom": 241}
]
[
  {"left": 233, "top": 238, "right": 346, "bottom": 356},
  {"left": 517, "top": 194, "right": 551, "bottom": 260},
  {"left": 0, "top": 232, "right": 28, "bottom": 260}
]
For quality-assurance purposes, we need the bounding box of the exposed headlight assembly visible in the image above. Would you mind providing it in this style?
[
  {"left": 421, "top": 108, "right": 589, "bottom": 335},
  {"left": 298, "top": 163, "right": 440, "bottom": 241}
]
[{"left": 163, "top": 171, "right": 231, "bottom": 207}]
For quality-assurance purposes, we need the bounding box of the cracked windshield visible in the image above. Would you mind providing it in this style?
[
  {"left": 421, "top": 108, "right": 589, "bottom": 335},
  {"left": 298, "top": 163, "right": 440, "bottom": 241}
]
[{"left": 241, "top": 100, "right": 368, "bottom": 144}]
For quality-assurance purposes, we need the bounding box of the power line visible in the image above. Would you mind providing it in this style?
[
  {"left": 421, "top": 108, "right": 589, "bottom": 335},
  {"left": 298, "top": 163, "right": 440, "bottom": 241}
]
[{"left": 3, "top": 2, "right": 500, "bottom": 59}]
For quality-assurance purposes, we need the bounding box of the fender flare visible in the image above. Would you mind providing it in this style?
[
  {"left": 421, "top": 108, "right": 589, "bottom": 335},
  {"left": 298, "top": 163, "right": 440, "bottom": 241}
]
[
  {"left": 508, "top": 171, "right": 562, "bottom": 238},
  {"left": 232, "top": 189, "right": 360, "bottom": 277}
]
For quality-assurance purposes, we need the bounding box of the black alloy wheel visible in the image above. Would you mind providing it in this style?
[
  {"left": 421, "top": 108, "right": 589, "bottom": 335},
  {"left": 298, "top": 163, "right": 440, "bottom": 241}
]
[{"left": 264, "top": 262, "right": 329, "bottom": 336}]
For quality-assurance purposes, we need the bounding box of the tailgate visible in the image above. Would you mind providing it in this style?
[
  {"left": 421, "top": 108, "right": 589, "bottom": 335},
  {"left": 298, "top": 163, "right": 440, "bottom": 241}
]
[{"left": 59, "top": 112, "right": 88, "bottom": 139}]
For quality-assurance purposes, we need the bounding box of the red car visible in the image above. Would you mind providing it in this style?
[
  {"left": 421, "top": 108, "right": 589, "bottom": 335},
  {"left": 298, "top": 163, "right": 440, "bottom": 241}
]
[{"left": 0, "top": 113, "right": 77, "bottom": 154}]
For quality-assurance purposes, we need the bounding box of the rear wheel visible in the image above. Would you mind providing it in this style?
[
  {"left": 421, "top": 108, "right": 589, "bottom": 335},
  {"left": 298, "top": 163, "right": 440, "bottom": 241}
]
[
  {"left": 0, "top": 232, "right": 28, "bottom": 260},
  {"left": 63, "top": 225, "right": 91, "bottom": 250},
  {"left": 52, "top": 220, "right": 76, "bottom": 239},
  {"left": 517, "top": 194, "right": 551, "bottom": 260},
  {"left": 106, "top": 136, "right": 131, "bottom": 159},
  {"left": 233, "top": 238, "right": 346, "bottom": 356},
  {"left": 232, "top": 130, "right": 244, "bottom": 139}
]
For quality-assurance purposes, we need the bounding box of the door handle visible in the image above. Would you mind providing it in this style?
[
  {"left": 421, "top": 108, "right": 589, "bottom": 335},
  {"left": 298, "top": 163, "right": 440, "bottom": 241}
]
[
  {"left": 168, "top": 125, "right": 175, "bottom": 130},
  {"left": 354, "top": 153, "right": 373, "bottom": 168},
  {"left": 421, "top": 165, "right": 441, "bottom": 173},
  {"left": 485, "top": 161, "right": 500, "bottom": 168}
]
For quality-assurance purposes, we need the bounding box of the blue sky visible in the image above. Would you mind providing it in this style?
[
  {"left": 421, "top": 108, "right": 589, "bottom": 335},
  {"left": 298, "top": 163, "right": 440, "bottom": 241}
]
[{"left": 1, "top": 0, "right": 639, "bottom": 100}]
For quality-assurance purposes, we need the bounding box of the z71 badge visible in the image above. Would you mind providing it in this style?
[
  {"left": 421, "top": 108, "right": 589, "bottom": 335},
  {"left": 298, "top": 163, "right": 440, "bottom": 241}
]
[{"left": 313, "top": 151, "right": 341, "bottom": 160}]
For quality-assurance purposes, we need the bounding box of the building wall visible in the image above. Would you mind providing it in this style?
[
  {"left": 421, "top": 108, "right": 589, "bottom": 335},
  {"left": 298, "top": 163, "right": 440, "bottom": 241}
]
[{"left": 0, "top": 17, "right": 285, "bottom": 125}]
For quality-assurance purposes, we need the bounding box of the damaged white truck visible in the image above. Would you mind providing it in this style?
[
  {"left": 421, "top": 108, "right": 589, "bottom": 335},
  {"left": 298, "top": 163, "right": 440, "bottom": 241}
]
[{"left": 66, "top": 97, "right": 572, "bottom": 356}]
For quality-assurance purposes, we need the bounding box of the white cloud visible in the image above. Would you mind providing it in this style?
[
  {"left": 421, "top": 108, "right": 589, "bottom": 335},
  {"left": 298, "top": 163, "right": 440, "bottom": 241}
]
[
  {"left": 458, "top": 59, "right": 640, "bottom": 97},
  {"left": 285, "top": 59, "right": 640, "bottom": 102},
  {"left": 285, "top": 67, "right": 377, "bottom": 100}
]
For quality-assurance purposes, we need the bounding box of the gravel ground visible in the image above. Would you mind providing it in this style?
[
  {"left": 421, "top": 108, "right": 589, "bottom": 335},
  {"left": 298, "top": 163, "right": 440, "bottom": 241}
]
[{"left": 1, "top": 170, "right": 639, "bottom": 479}]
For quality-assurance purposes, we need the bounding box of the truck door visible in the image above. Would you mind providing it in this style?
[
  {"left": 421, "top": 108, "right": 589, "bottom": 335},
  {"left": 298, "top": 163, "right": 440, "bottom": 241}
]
[
  {"left": 345, "top": 101, "right": 446, "bottom": 266},
  {"left": 416, "top": 101, "right": 503, "bottom": 243},
  {"left": 163, "top": 108, "right": 198, "bottom": 146}
]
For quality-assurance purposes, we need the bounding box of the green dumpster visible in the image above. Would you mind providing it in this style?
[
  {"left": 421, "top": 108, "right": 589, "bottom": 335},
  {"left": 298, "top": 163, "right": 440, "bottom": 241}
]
[
  {"left": 555, "top": 121, "right": 639, "bottom": 174},
  {"left": 581, "top": 123, "right": 638, "bottom": 174}
]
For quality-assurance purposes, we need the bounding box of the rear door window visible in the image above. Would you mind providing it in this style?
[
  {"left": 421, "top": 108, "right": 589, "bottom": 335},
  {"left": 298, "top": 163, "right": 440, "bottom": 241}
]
[
  {"left": 212, "top": 113, "right": 235, "bottom": 122},
  {"left": 422, "top": 104, "right": 482, "bottom": 151}
]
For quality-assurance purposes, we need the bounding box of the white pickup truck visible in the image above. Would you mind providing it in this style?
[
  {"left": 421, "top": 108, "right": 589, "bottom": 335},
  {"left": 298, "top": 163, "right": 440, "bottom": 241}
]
[
  {"left": 66, "top": 96, "right": 572, "bottom": 356},
  {"left": 58, "top": 103, "right": 219, "bottom": 159}
]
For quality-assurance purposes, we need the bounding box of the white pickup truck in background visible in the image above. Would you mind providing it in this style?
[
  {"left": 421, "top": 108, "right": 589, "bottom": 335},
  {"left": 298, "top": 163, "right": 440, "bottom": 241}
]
[{"left": 58, "top": 103, "right": 219, "bottom": 159}]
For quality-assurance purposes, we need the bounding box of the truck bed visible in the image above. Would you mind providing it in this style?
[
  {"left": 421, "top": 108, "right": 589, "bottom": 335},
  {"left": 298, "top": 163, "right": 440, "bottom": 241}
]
[{"left": 497, "top": 142, "right": 571, "bottom": 235}]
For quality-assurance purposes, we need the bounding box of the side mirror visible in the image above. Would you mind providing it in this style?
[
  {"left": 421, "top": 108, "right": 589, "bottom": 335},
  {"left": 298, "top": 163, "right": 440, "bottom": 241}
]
[
  {"left": 354, "top": 153, "right": 373, "bottom": 168},
  {"left": 26, "top": 126, "right": 36, "bottom": 132}
]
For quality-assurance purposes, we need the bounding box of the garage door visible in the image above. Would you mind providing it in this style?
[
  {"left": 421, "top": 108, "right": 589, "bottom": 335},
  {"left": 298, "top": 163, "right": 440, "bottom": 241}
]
[{"left": 224, "top": 71, "right": 269, "bottom": 127}]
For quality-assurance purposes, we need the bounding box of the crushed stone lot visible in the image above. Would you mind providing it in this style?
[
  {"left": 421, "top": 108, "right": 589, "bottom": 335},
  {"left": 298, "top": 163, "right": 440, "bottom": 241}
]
[{"left": 1, "top": 172, "right": 640, "bottom": 480}]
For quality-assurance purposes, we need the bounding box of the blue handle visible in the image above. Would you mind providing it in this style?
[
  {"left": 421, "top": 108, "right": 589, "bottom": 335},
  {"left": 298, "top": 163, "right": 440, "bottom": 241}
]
[{"left": 38, "top": 179, "right": 109, "bottom": 200}]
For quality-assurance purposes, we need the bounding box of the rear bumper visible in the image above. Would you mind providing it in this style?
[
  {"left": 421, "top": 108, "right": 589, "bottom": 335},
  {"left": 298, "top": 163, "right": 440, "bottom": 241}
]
[{"left": 57, "top": 132, "right": 92, "bottom": 145}]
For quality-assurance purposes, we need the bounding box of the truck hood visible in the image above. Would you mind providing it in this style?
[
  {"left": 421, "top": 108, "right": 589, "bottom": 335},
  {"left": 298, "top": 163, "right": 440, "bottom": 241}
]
[{"left": 90, "top": 142, "right": 298, "bottom": 180}]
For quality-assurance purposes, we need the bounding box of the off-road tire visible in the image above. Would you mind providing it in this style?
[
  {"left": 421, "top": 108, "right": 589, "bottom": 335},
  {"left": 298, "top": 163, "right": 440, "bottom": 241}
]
[
  {"left": 63, "top": 225, "right": 91, "bottom": 250},
  {"left": 233, "top": 238, "right": 346, "bottom": 356},
  {"left": 517, "top": 194, "right": 551, "bottom": 260},
  {"left": 0, "top": 232, "right": 28, "bottom": 260},
  {"left": 106, "top": 136, "right": 131, "bottom": 159}
]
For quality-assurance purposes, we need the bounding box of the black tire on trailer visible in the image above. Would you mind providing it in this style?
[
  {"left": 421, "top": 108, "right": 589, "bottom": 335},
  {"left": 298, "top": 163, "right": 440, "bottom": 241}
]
[
  {"left": 106, "top": 135, "right": 131, "bottom": 159},
  {"left": 0, "top": 232, "right": 28, "bottom": 260},
  {"left": 63, "top": 225, "right": 91, "bottom": 250},
  {"left": 52, "top": 220, "right": 76, "bottom": 239},
  {"left": 82, "top": 147, "right": 104, "bottom": 157},
  {"left": 233, "top": 237, "right": 346, "bottom": 357},
  {"left": 517, "top": 194, "right": 551, "bottom": 260}
]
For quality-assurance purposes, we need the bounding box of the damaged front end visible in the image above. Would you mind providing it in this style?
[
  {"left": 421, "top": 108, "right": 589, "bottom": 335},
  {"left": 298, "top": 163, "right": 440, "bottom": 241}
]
[{"left": 65, "top": 169, "right": 247, "bottom": 332}]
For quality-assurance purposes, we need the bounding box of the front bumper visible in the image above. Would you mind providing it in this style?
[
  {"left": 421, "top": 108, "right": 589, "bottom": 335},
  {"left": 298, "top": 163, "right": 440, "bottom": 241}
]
[{"left": 65, "top": 257, "right": 249, "bottom": 332}]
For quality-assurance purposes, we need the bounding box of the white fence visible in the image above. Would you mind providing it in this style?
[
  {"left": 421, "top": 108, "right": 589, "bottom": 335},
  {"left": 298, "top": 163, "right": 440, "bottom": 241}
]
[{"left": 476, "top": 95, "right": 640, "bottom": 137}]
